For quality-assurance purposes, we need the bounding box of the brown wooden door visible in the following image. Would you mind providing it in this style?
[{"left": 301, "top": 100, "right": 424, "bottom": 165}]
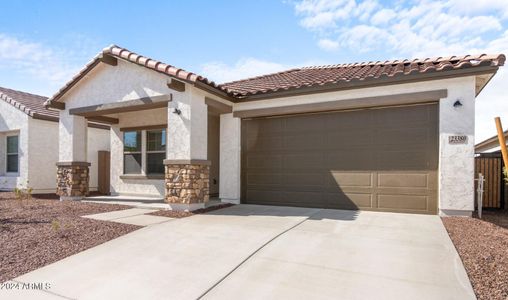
[
  {"left": 98, "top": 151, "right": 110, "bottom": 195},
  {"left": 241, "top": 103, "right": 439, "bottom": 214}
]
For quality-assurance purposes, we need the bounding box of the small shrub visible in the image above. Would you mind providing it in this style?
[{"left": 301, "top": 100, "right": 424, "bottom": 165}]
[{"left": 51, "top": 219, "right": 72, "bottom": 238}]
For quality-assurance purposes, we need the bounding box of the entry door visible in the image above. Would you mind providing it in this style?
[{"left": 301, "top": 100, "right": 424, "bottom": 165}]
[
  {"left": 98, "top": 150, "right": 111, "bottom": 195},
  {"left": 241, "top": 104, "right": 439, "bottom": 214}
]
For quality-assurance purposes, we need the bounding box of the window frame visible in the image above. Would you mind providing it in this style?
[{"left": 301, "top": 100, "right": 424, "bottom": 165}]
[
  {"left": 145, "top": 129, "right": 166, "bottom": 175},
  {"left": 121, "top": 126, "right": 167, "bottom": 177},
  {"left": 5, "top": 133, "right": 19, "bottom": 175},
  {"left": 123, "top": 130, "right": 142, "bottom": 175}
]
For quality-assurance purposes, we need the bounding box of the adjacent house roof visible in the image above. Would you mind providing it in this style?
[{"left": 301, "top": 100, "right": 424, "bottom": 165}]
[
  {"left": 0, "top": 86, "right": 58, "bottom": 121},
  {"left": 475, "top": 130, "right": 508, "bottom": 153},
  {"left": 45, "top": 44, "right": 505, "bottom": 105}
]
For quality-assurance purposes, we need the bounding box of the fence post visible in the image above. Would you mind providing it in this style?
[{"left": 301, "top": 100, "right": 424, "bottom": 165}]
[{"left": 476, "top": 173, "right": 485, "bottom": 219}]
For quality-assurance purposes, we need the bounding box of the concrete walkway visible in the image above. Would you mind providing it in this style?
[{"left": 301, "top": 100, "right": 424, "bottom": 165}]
[
  {"left": 2, "top": 205, "right": 475, "bottom": 300},
  {"left": 83, "top": 208, "right": 172, "bottom": 226}
]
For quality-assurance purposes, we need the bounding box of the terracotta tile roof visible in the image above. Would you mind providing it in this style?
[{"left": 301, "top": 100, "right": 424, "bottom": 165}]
[
  {"left": 220, "top": 54, "right": 505, "bottom": 98},
  {"left": 46, "top": 45, "right": 231, "bottom": 104},
  {"left": 0, "top": 86, "right": 58, "bottom": 121},
  {"left": 45, "top": 44, "right": 504, "bottom": 104}
]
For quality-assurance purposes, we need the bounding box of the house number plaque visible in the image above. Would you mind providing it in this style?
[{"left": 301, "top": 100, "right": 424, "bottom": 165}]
[{"left": 448, "top": 135, "right": 467, "bottom": 144}]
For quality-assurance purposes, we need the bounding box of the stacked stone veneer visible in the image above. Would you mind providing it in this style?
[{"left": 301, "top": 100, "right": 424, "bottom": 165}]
[
  {"left": 56, "top": 162, "right": 90, "bottom": 198},
  {"left": 164, "top": 160, "right": 210, "bottom": 204}
]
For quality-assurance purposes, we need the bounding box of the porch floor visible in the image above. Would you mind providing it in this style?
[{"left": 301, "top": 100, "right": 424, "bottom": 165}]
[{"left": 82, "top": 195, "right": 223, "bottom": 210}]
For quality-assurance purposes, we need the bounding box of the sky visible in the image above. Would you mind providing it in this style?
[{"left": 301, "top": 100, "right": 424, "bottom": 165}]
[{"left": 0, "top": 0, "right": 507, "bottom": 141}]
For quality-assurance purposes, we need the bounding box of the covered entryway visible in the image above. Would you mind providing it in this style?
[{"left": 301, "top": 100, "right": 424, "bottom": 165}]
[{"left": 241, "top": 103, "right": 439, "bottom": 214}]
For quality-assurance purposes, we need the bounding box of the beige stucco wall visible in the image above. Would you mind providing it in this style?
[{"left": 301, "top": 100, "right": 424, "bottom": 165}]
[
  {"left": 28, "top": 119, "right": 109, "bottom": 193},
  {"left": 0, "top": 100, "right": 30, "bottom": 190},
  {"left": 227, "top": 76, "right": 477, "bottom": 215}
]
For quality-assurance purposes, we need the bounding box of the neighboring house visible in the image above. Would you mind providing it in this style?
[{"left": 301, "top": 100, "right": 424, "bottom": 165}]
[
  {"left": 44, "top": 45, "right": 504, "bottom": 215},
  {"left": 475, "top": 130, "right": 508, "bottom": 153},
  {"left": 0, "top": 86, "right": 110, "bottom": 193}
]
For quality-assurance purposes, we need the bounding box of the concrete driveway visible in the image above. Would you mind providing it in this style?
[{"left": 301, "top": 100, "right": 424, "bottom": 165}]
[{"left": 2, "top": 205, "right": 475, "bottom": 300}]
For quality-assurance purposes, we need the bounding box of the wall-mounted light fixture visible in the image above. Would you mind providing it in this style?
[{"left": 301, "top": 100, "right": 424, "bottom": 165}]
[
  {"left": 453, "top": 100, "right": 463, "bottom": 108},
  {"left": 173, "top": 108, "right": 181, "bottom": 115}
]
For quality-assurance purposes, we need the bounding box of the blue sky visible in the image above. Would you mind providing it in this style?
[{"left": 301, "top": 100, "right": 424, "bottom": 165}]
[{"left": 0, "top": 0, "right": 507, "bottom": 140}]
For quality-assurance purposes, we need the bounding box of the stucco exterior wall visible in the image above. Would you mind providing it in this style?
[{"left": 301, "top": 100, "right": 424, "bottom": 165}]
[
  {"left": 219, "top": 113, "right": 241, "bottom": 203},
  {"left": 227, "top": 76, "right": 477, "bottom": 215},
  {"left": 27, "top": 118, "right": 58, "bottom": 193},
  {"left": 0, "top": 100, "right": 29, "bottom": 190}
]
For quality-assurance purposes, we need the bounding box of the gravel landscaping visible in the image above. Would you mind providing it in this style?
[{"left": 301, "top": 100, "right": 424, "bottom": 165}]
[
  {"left": 442, "top": 210, "right": 508, "bottom": 300},
  {"left": 0, "top": 192, "right": 140, "bottom": 283},
  {"left": 149, "top": 203, "right": 235, "bottom": 218}
]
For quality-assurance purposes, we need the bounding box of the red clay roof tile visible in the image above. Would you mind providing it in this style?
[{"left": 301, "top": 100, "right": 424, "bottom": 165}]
[
  {"left": 0, "top": 86, "right": 58, "bottom": 120},
  {"left": 45, "top": 45, "right": 505, "bottom": 104}
]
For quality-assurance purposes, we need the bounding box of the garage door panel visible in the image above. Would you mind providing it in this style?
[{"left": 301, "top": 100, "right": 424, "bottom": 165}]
[
  {"left": 246, "top": 155, "right": 282, "bottom": 169},
  {"left": 326, "top": 151, "right": 375, "bottom": 170},
  {"left": 329, "top": 172, "right": 373, "bottom": 188},
  {"left": 374, "top": 150, "right": 432, "bottom": 170},
  {"left": 325, "top": 193, "right": 373, "bottom": 209},
  {"left": 377, "top": 173, "right": 429, "bottom": 188},
  {"left": 377, "top": 194, "right": 430, "bottom": 211},
  {"left": 246, "top": 173, "right": 284, "bottom": 186},
  {"left": 241, "top": 103, "right": 438, "bottom": 214},
  {"left": 246, "top": 136, "right": 283, "bottom": 151},
  {"left": 283, "top": 153, "right": 325, "bottom": 170},
  {"left": 284, "top": 134, "right": 325, "bottom": 150},
  {"left": 285, "top": 173, "right": 327, "bottom": 187}
]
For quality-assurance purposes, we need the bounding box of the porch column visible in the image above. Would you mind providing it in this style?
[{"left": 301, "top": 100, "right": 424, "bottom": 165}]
[
  {"left": 56, "top": 111, "right": 90, "bottom": 200},
  {"left": 164, "top": 90, "right": 210, "bottom": 210},
  {"left": 219, "top": 113, "right": 241, "bottom": 204}
]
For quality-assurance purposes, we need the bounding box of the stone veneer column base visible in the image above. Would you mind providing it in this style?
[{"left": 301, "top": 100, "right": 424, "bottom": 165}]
[
  {"left": 56, "top": 162, "right": 91, "bottom": 200},
  {"left": 164, "top": 159, "right": 210, "bottom": 210}
]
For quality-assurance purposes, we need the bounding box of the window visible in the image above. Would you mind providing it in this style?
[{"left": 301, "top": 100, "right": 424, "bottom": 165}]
[
  {"left": 6, "top": 135, "right": 18, "bottom": 173},
  {"left": 146, "top": 129, "right": 166, "bottom": 174},
  {"left": 123, "top": 131, "right": 141, "bottom": 174},
  {"left": 122, "top": 128, "right": 166, "bottom": 176}
]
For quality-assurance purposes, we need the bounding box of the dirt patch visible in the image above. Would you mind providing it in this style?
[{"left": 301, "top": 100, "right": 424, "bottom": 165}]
[
  {"left": 149, "top": 203, "right": 235, "bottom": 218},
  {"left": 442, "top": 210, "right": 508, "bottom": 300},
  {"left": 0, "top": 192, "right": 139, "bottom": 283}
]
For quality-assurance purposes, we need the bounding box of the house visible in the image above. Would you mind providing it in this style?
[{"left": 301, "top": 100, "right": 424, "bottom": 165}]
[
  {"left": 44, "top": 45, "right": 504, "bottom": 216},
  {"left": 0, "top": 86, "right": 110, "bottom": 193},
  {"left": 475, "top": 130, "right": 508, "bottom": 153}
]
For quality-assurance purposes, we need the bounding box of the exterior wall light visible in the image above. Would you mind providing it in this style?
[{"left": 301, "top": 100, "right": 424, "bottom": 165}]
[
  {"left": 453, "top": 100, "right": 463, "bottom": 108},
  {"left": 173, "top": 108, "right": 182, "bottom": 115}
]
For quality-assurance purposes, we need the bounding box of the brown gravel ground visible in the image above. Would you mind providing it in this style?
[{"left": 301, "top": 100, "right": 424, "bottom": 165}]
[
  {"left": 442, "top": 210, "right": 508, "bottom": 300},
  {"left": 0, "top": 192, "right": 140, "bottom": 283},
  {"left": 149, "top": 203, "right": 235, "bottom": 218}
]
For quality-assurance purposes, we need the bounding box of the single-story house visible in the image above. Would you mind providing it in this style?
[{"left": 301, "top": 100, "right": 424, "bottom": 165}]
[
  {"left": 475, "top": 130, "right": 508, "bottom": 153},
  {"left": 0, "top": 86, "right": 110, "bottom": 193},
  {"left": 44, "top": 45, "right": 504, "bottom": 215}
]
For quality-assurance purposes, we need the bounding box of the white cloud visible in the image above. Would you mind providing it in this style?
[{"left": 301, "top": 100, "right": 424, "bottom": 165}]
[
  {"left": 292, "top": 0, "right": 508, "bottom": 139},
  {"left": 370, "top": 9, "right": 396, "bottom": 25},
  {"left": 318, "top": 38, "right": 340, "bottom": 51},
  {"left": 200, "top": 58, "right": 291, "bottom": 83},
  {"left": 0, "top": 34, "right": 81, "bottom": 85}
]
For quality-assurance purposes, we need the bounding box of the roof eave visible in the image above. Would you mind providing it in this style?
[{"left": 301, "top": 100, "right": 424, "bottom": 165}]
[{"left": 234, "top": 66, "right": 500, "bottom": 101}]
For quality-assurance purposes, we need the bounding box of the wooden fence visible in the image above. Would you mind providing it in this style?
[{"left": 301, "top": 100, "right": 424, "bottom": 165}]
[{"left": 474, "top": 152, "right": 506, "bottom": 209}]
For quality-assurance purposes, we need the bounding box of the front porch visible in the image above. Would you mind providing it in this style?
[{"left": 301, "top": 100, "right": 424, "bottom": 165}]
[
  {"left": 82, "top": 194, "right": 224, "bottom": 211},
  {"left": 55, "top": 91, "right": 228, "bottom": 210}
]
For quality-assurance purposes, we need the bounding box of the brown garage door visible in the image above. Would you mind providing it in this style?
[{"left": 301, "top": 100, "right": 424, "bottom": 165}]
[{"left": 241, "top": 103, "right": 438, "bottom": 214}]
